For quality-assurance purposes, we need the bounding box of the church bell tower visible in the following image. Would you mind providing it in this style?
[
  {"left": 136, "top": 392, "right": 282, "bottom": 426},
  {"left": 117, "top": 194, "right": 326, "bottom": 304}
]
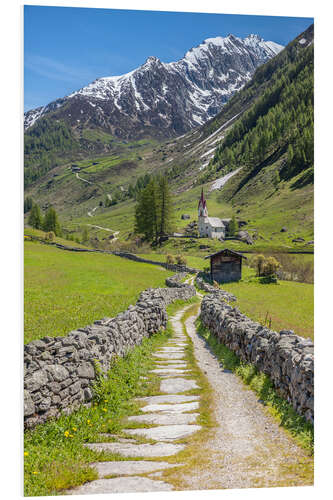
[{"left": 198, "top": 188, "right": 208, "bottom": 218}]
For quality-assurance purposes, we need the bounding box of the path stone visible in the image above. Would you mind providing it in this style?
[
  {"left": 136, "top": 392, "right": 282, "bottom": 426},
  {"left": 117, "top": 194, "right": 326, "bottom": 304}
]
[
  {"left": 153, "top": 360, "right": 187, "bottom": 365},
  {"left": 127, "top": 412, "right": 199, "bottom": 425},
  {"left": 157, "top": 347, "right": 185, "bottom": 352},
  {"left": 84, "top": 442, "right": 185, "bottom": 457},
  {"left": 160, "top": 378, "right": 199, "bottom": 393},
  {"left": 124, "top": 424, "right": 202, "bottom": 441},
  {"left": 71, "top": 476, "right": 172, "bottom": 494},
  {"left": 90, "top": 460, "right": 179, "bottom": 476},
  {"left": 137, "top": 394, "right": 199, "bottom": 404},
  {"left": 141, "top": 402, "right": 199, "bottom": 413},
  {"left": 150, "top": 368, "right": 190, "bottom": 375},
  {"left": 154, "top": 364, "right": 188, "bottom": 369},
  {"left": 154, "top": 353, "right": 185, "bottom": 360}
]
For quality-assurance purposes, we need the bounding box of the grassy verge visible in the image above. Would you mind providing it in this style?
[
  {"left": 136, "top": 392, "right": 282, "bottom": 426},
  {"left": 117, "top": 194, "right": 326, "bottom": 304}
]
[
  {"left": 221, "top": 266, "right": 314, "bottom": 340},
  {"left": 196, "top": 318, "right": 314, "bottom": 454},
  {"left": 24, "top": 240, "right": 173, "bottom": 343},
  {"left": 24, "top": 299, "right": 193, "bottom": 496}
]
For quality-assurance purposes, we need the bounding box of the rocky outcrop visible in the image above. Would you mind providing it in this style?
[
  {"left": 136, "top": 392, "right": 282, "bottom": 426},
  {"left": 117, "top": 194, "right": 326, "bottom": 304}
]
[
  {"left": 200, "top": 294, "right": 314, "bottom": 423},
  {"left": 24, "top": 275, "right": 196, "bottom": 429}
]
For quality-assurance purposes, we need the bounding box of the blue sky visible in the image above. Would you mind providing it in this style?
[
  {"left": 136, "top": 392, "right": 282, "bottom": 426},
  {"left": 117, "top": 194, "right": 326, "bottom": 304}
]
[{"left": 24, "top": 6, "right": 313, "bottom": 111}]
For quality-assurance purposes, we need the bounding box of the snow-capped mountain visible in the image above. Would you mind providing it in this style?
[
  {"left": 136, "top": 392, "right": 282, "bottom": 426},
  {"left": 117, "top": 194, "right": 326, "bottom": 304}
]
[{"left": 24, "top": 34, "right": 283, "bottom": 139}]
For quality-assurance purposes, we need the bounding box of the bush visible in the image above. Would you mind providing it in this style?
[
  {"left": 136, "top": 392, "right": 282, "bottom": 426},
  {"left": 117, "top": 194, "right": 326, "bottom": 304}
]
[
  {"left": 166, "top": 254, "right": 175, "bottom": 265},
  {"left": 175, "top": 254, "right": 187, "bottom": 266},
  {"left": 44, "top": 231, "right": 55, "bottom": 242},
  {"left": 262, "top": 256, "right": 280, "bottom": 277}
]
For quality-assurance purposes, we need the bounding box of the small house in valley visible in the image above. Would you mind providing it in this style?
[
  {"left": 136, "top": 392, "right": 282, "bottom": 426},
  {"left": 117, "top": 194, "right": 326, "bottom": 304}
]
[{"left": 205, "top": 248, "right": 247, "bottom": 283}]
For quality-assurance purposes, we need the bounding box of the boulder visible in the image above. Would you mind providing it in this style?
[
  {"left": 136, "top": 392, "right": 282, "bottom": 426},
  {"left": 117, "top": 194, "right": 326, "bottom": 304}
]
[
  {"left": 280, "top": 227, "right": 288, "bottom": 232},
  {"left": 237, "top": 230, "right": 253, "bottom": 245},
  {"left": 181, "top": 214, "right": 190, "bottom": 220},
  {"left": 292, "top": 237, "right": 305, "bottom": 243}
]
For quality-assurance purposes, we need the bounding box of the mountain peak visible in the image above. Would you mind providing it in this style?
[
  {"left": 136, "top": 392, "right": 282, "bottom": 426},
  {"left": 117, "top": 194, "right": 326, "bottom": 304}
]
[{"left": 24, "top": 32, "right": 284, "bottom": 137}]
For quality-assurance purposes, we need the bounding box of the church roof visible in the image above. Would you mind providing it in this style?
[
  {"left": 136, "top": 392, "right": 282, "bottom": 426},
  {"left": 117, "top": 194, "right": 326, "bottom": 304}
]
[
  {"left": 207, "top": 217, "right": 225, "bottom": 228},
  {"left": 198, "top": 188, "right": 207, "bottom": 209}
]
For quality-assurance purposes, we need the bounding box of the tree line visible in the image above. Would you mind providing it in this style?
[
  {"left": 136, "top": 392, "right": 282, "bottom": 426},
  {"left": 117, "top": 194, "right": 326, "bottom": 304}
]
[{"left": 26, "top": 199, "right": 62, "bottom": 236}]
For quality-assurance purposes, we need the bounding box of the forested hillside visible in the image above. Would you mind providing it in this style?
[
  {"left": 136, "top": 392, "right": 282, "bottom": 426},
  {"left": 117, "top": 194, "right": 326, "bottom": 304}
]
[
  {"left": 198, "top": 25, "right": 313, "bottom": 189},
  {"left": 24, "top": 117, "right": 78, "bottom": 187}
]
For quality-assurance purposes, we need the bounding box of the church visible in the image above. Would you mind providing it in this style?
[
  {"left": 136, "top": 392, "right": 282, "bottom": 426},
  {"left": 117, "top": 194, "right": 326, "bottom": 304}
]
[{"left": 198, "top": 189, "right": 226, "bottom": 239}]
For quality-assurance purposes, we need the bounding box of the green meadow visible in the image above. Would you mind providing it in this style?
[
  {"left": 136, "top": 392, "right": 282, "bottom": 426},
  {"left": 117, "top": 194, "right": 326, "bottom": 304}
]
[
  {"left": 24, "top": 240, "right": 173, "bottom": 343},
  {"left": 223, "top": 266, "right": 314, "bottom": 340}
]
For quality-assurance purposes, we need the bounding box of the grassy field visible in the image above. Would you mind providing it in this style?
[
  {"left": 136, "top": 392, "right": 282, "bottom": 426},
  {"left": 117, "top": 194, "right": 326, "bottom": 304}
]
[
  {"left": 222, "top": 266, "right": 314, "bottom": 340},
  {"left": 24, "top": 240, "right": 173, "bottom": 343}
]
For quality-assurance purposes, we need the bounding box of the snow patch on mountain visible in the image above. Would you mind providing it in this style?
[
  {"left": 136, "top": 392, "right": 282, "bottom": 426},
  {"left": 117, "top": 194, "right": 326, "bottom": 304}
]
[{"left": 24, "top": 34, "right": 284, "bottom": 136}]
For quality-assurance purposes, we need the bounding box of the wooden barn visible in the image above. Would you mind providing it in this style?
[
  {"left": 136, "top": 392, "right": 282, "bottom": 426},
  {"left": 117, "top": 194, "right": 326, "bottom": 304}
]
[{"left": 205, "top": 249, "right": 247, "bottom": 283}]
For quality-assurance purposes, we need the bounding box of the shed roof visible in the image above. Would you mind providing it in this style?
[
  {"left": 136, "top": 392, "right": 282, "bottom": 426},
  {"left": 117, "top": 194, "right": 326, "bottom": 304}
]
[{"left": 204, "top": 248, "right": 247, "bottom": 260}]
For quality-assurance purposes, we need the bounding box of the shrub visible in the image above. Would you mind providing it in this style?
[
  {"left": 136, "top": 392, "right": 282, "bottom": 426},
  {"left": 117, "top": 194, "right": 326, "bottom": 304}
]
[
  {"left": 44, "top": 231, "right": 55, "bottom": 242},
  {"left": 213, "top": 280, "right": 219, "bottom": 289},
  {"left": 175, "top": 254, "right": 187, "bottom": 266},
  {"left": 166, "top": 254, "right": 175, "bottom": 265},
  {"left": 262, "top": 256, "right": 280, "bottom": 277}
]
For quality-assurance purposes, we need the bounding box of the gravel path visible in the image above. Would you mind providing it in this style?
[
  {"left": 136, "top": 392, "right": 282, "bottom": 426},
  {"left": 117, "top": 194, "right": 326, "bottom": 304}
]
[
  {"left": 68, "top": 295, "right": 312, "bottom": 495},
  {"left": 176, "top": 311, "right": 312, "bottom": 490}
]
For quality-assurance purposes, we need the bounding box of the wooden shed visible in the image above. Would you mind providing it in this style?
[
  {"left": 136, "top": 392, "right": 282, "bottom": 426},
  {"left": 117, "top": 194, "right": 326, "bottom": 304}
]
[{"left": 204, "top": 248, "right": 247, "bottom": 283}]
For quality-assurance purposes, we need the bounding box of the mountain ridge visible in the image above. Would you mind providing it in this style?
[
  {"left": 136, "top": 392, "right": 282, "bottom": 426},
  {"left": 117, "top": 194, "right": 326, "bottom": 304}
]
[{"left": 24, "top": 33, "right": 283, "bottom": 139}]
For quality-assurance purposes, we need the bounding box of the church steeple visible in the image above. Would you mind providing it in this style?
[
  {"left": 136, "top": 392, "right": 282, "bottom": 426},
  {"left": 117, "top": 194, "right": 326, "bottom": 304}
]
[{"left": 198, "top": 188, "right": 208, "bottom": 217}]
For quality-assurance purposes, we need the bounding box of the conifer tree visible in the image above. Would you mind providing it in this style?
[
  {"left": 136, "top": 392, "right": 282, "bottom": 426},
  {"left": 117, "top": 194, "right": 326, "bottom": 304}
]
[
  {"left": 28, "top": 203, "right": 43, "bottom": 229},
  {"left": 43, "top": 207, "right": 61, "bottom": 236},
  {"left": 134, "top": 175, "right": 173, "bottom": 243},
  {"left": 158, "top": 175, "right": 174, "bottom": 238}
]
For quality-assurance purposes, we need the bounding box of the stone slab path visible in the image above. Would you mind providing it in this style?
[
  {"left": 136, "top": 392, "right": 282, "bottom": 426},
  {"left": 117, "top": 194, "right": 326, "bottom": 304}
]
[
  {"left": 69, "top": 304, "right": 202, "bottom": 495},
  {"left": 69, "top": 292, "right": 312, "bottom": 495}
]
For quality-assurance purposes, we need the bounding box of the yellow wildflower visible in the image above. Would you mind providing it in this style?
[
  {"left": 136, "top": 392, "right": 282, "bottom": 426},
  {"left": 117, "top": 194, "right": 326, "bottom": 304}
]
[
  {"left": 72, "top": 427, "right": 77, "bottom": 432},
  {"left": 32, "top": 471, "right": 38, "bottom": 475},
  {"left": 69, "top": 434, "right": 74, "bottom": 438},
  {"left": 24, "top": 452, "right": 29, "bottom": 456},
  {"left": 102, "top": 408, "right": 107, "bottom": 412},
  {"left": 64, "top": 430, "right": 70, "bottom": 437}
]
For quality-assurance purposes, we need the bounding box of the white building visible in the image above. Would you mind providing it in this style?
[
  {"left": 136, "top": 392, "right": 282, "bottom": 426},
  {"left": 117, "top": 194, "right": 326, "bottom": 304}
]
[{"left": 198, "top": 189, "right": 225, "bottom": 239}]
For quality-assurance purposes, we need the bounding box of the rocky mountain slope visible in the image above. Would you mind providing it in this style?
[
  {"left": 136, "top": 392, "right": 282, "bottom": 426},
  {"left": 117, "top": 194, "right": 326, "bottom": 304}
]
[{"left": 24, "top": 34, "right": 283, "bottom": 140}]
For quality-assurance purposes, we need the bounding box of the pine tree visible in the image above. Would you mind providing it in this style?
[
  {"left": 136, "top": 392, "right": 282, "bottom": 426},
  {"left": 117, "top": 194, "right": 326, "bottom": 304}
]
[
  {"left": 228, "top": 215, "right": 239, "bottom": 237},
  {"left": 24, "top": 197, "right": 33, "bottom": 213},
  {"left": 28, "top": 203, "right": 43, "bottom": 229},
  {"left": 158, "top": 175, "right": 173, "bottom": 239},
  {"left": 43, "top": 207, "right": 61, "bottom": 235},
  {"left": 134, "top": 176, "right": 173, "bottom": 243},
  {"left": 81, "top": 227, "right": 89, "bottom": 244}
]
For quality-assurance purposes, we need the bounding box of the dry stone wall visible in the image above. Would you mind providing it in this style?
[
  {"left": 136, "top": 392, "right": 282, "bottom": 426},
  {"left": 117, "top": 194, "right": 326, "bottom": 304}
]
[
  {"left": 200, "top": 294, "right": 314, "bottom": 423},
  {"left": 24, "top": 276, "right": 196, "bottom": 429},
  {"left": 195, "top": 274, "right": 237, "bottom": 302}
]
